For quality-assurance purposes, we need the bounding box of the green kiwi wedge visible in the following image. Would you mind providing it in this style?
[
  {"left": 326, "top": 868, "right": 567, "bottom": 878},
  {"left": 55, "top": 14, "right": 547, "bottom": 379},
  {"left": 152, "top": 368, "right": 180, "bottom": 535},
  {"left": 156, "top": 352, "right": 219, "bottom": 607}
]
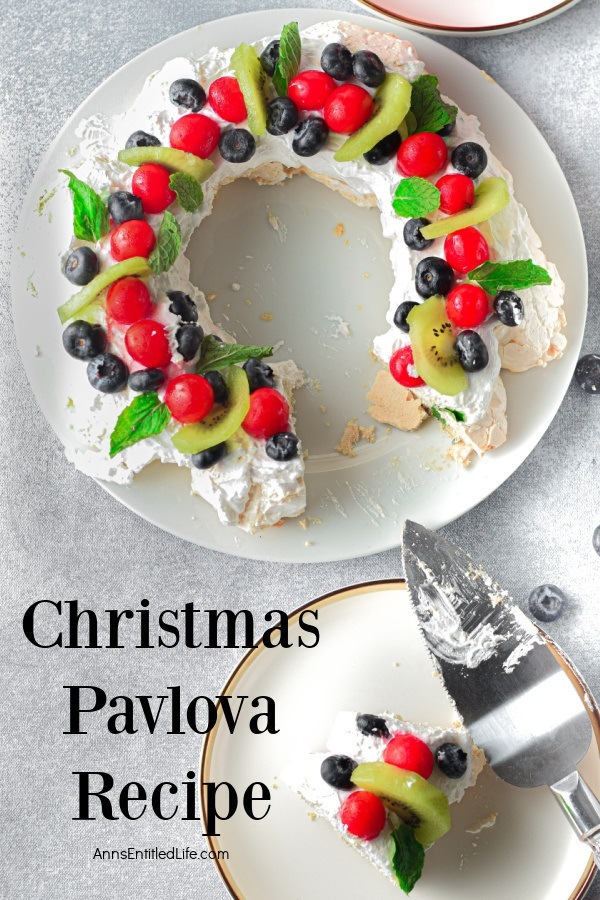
[
  {"left": 421, "top": 177, "right": 509, "bottom": 240},
  {"left": 407, "top": 296, "right": 467, "bottom": 396},
  {"left": 172, "top": 366, "right": 250, "bottom": 455},
  {"left": 57, "top": 257, "right": 151, "bottom": 324},
  {"left": 351, "top": 761, "right": 450, "bottom": 847},
  {"left": 334, "top": 73, "right": 412, "bottom": 162},
  {"left": 230, "top": 43, "right": 269, "bottom": 136},
  {"left": 117, "top": 147, "right": 215, "bottom": 182}
]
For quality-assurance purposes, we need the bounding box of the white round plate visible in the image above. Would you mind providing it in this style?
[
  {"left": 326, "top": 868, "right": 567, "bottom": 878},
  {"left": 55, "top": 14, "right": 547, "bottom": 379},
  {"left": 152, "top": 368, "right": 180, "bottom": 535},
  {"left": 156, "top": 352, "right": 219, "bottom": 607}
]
[
  {"left": 201, "top": 582, "right": 600, "bottom": 899},
  {"left": 351, "top": 0, "right": 583, "bottom": 36},
  {"left": 11, "top": 8, "right": 587, "bottom": 563}
]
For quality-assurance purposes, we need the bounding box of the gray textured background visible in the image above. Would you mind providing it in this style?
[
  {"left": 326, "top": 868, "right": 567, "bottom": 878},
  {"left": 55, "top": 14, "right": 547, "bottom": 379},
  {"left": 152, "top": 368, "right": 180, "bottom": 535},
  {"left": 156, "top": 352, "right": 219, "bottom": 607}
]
[{"left": 1, "top": 0, "right": 599, "bottom": 897}]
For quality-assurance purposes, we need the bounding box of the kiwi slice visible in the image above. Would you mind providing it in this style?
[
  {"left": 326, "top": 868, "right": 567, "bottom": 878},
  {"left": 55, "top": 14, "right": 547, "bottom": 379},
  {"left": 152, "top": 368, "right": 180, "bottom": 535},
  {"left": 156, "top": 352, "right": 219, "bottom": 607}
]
[
  {"left": 230, "top": 43, "right": 269, "bottom": 136},
  {"left": 407, "top": 296, "right": 467, "bottom": 396},
  {"left": 351, "top": 761, "right": 450, "bottom": 847},
  {"left": 57, "top": 257, "right": 151, "bottom": 324},
  {"left": 172, "top": 365, "right": 250, "bottom": 455},
  {"left": 334, "top": 73, "right": 412, "bottom": 162},
  {"left": 421, "top": 177, "right": 509, "bottom": 240},
  {"left": 117, "top": 147, "right": 215, "bottom": 182}
]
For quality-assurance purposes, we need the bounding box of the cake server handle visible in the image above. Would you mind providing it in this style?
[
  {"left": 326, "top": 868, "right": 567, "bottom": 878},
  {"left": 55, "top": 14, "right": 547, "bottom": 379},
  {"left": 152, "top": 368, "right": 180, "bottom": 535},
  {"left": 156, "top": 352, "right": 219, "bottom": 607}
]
[{"left": 551, "top": 771, "right": 600, "bottom": 870}]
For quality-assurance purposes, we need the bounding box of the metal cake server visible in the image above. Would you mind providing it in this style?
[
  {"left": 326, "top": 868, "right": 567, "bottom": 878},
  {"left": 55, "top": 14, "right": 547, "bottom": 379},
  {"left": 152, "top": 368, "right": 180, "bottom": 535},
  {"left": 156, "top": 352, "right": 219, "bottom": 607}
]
[{"left": 402, "top": 520, "right": 600, "bottom": 870}]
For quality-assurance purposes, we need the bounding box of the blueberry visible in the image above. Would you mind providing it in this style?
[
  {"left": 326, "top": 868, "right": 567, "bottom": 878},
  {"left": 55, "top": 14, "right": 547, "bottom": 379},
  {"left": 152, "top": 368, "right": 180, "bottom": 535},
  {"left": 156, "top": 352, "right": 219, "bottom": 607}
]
[
  {"left": 494, "top": 291, "right": 524, "bottom": 327},
  {"left": 203, "top": 370, "right": 228, "bottom": 405},
  {"left": 403, "top": 218, "right": 434, "bottom": 252},
  {"left": 437, "top": 120, "right": 456, "bottom": 137},
  {"left": 320, "top": 755, "right": 357, "bottom": 790},
  {"left": 364, "top": 130, "right": 402, "bottom": 166},
  {"left": 451, "top": 142, "right": 487, "bottom": 179},
  {"left": 435, "top": 743, "right": 468, "bottom": 779},
  {"left": 593, "top": 525, "right": 600, "bottom": 556},
  {"left": 87, "top": 353, "right": 129, "bottom": 393},
  {"left": 169, "top": 78, "right": 206, "bottom": 112},
  {"left": 352, "top": 50, "right": 385, "bottom": 87},
  {"left": 63, "top": 247, "right": 99, "bottom": 286},
  {"left": 62, "top": 320, "right": 107, "bottom": 360},
  {"left": 191, "top": 442, "right": 227, "bottom": 469},
  {"left": 455, "top": 330, "right": 489, "bottom": 372},
  {"left": 415, "top": 257, "right": 454, "bottom": 298},
  {"left": 528, "top": 584, "right": 567, "bottom": 623},
  {"left": 356, "top": 713, "right": 390, "bottom": 739},
  {"left": 266, "top": 97, "right": 299, "bottom": 136},
  {"left": 107, "top": 190, "right": 144, "bottom": 225},
  {"left": 219, "top": 128, "right": 256, "bottom": 164},
  {"left": 321, "top": 43, "right": 353, "bottom": 81},
  {"left": 167, "top": 290, "right": 198, "bottom": 323},
  {"left": 292, "top": 116, "right": 329, "bottom": 157},
  {"left": 575, "top": 354, "right": 600, "bottom": 394},
  {"left": 128, "top": 368, "right": 165, "bottom": 393},
  {"left": 176, "top": 323, "right": 204, "bottom": 360},
  {"left": 125, "top": 130, "right": 161, "bottom": 149},
  {"left": 260, "top": 40, "right": 280, "bottom": 76},
  {"left": 243, "top": 358, "right": 274, "bottom": 392},
  {"left": 266, "top": 432, "right": 299, "bottom": 461},
  {"left": 393, "top": 301, "right": 418, "bottom": 333}
]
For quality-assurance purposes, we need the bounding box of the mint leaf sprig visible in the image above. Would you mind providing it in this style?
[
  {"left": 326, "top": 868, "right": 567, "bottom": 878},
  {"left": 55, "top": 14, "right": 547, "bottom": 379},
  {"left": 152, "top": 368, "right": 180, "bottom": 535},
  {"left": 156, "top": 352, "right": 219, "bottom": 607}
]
[
  {"left": 410, "top": 74, "right": 457, "bottom": 134},
  {"left": 109, "top": 392, "right": 171, "bottom": 457},
  {"left": 60, "top": 170, "right": 109, "bottom": 243},
  {"left": 393, "top": 177, "right": 440, "bottom": 219},
  {"left": 148, "top": 211, "right": 181, "bottom": 274},
  {"left": 169, "top": 172, "right": 204, "bottom": 213},
  {"left": 468, "top": 259, "right": 552, "bottom": 294},
  {"left": 431, "top": 406, "right": 467, "bottom": 425},
  {"left": 390, "top": 824, "right": 425, "bottom": 894},
  {"left": 272, "top": 22, "right": 301, "bottom": 97},
  {"left": 196, "top": 335, "right": 273, "bottom": 374}
]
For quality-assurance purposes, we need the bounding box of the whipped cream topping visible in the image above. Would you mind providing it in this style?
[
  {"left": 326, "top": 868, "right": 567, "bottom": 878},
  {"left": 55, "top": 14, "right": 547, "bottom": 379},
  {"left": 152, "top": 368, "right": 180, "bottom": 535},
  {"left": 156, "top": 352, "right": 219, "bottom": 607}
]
[
  {"left": 59, "top": 19, "right": 565, "bottom": 530},
  {"left": 282, "top": 709, "right": 481, "bottom": 885}
]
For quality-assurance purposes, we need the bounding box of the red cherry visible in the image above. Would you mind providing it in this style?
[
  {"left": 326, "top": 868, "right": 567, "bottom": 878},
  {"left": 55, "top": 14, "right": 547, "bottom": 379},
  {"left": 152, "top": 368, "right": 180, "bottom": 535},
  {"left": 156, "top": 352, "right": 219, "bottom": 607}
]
[
  {"left": 396, "top": 132, "right": 448, "bottom": 178},
  {"left": 110, "top": 220, "right": 156, "bottom": 261},
  {"left": 340, "top": 791, "right": 386, "bottom": 841},
  {"left": 435, "top": 173, "right": 474, "bottom": 215},
  {"left": 165, "top": 374, "right": 215, "bottom": 424},
  {"left": 106, "top": 277, "right": 153, "bottom": 325},
  {"left": 125, "top": 320, "right": 171, "bottom": 368},
  {"left": 324, "top": 84, "right": 374, "bottom": 134},
  {"left": 242, "top": 388, "right": 289, "bottom": 439},
  {"left": 288, "top": 70, "right": 337, "bottom": 111},
  {"left": 446, "top": 283, "right": 490, "bottom": 329},
  {"left": 383, "top": 733, "right": 435, "bottom": 779},
  {"left": 389, "top": 346, "right": 425, "bottom": 388},
  {"left": 170, "top": 114, "right": 221, "bottom": 158},
  {"left": 208, "top": 76, "right": 247, "bottom": 123},
  {"left": 131, "top": 163, "right": 176, "bottom": 214},
  {"left": 444, "top": 227, "right": 490, "bottom": 274}
]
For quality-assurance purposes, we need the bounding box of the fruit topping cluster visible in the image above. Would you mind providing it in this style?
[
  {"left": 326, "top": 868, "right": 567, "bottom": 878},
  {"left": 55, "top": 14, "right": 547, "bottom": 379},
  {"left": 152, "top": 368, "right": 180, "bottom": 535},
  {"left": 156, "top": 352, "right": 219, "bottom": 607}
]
[{"left": 319, "top": 713, "right": 468, "bottom": 892}]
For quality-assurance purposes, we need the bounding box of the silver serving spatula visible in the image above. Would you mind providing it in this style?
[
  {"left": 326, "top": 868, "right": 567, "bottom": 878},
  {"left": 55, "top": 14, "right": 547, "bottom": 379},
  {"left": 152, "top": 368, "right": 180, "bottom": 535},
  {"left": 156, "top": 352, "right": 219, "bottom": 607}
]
[{"left": 402, "top": 520, "right": 600, "bottom": 869}]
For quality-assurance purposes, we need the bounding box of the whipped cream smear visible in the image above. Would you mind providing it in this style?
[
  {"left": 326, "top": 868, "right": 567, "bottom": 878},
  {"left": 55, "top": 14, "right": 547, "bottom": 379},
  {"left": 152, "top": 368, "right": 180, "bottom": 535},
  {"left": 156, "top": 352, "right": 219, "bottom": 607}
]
[
  {"left": 60, "top": 20, "right": 564, "bottom": 531},
  {"left": 282, "top": 710, "right": 482, "bottom": 885}
]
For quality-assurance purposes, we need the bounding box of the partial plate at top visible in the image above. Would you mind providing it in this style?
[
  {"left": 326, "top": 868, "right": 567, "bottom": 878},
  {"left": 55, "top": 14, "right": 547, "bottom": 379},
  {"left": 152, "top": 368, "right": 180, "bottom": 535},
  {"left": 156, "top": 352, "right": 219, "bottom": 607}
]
[{"left": 351, "top": 0, "right": 583, "bottom": 36}]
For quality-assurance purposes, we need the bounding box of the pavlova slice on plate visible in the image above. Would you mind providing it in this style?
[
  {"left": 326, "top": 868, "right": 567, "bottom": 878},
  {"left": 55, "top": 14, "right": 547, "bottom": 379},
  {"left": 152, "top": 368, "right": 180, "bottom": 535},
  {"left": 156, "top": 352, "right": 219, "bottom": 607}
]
[{"left": 282, "top": 710, "right": 485, "bottom": 893}]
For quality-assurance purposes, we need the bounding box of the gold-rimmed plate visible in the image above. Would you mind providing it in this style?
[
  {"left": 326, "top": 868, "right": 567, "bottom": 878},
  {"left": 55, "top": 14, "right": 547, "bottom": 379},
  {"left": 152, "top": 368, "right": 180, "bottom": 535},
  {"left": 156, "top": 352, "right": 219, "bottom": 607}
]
[
  {"left": 201, "top": 581, "right": 599, "bottom": 898},
  {"left": 351, "top": 0, "right": 583, "bottom": 37}
]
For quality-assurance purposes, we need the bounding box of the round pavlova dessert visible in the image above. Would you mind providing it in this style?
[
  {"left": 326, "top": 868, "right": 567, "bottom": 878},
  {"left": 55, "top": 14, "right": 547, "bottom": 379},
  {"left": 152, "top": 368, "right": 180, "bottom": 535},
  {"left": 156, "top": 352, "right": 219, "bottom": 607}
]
[{"left": 55, "top": 19, "right": 565, "bottom": 532}]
